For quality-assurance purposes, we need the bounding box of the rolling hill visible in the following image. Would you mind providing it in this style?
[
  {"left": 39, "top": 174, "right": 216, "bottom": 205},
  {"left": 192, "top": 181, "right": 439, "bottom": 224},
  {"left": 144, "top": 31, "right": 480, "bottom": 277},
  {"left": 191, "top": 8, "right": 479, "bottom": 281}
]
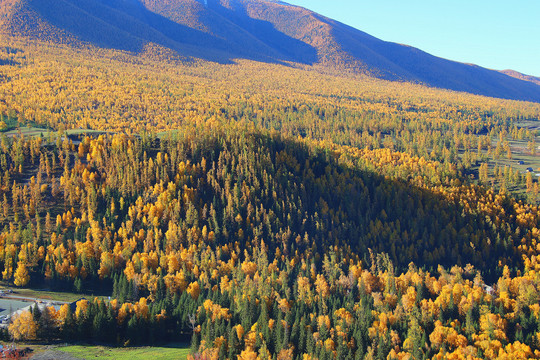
[{"left": 1, "top": 0, "right": 539, "bottom": 102}]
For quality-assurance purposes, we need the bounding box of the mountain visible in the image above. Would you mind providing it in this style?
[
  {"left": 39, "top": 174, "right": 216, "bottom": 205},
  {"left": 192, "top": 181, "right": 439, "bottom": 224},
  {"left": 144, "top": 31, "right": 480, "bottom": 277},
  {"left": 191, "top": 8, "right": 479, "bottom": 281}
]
[
  {"left": 500, "top": 69, "right": 540, "bottom": 86},
  {"left": 1, "top": 0, "right": 540, "bottom": 102}
]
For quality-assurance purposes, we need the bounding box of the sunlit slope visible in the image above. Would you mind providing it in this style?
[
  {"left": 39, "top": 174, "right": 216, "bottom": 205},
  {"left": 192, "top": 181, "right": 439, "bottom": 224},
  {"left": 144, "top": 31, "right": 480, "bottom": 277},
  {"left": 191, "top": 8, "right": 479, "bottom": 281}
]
[
  {"left": 500, "top": 69, "right": 540, "bottom": 86},
  {"left": 1, "top": 0, "right": 539, "bottom": 101}
]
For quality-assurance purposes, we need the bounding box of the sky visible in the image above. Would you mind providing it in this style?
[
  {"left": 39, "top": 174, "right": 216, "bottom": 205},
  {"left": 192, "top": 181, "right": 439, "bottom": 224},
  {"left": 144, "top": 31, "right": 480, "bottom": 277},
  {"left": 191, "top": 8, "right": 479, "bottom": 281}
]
[{"left": 285, "top": 0, "right": 540, "bottom": 77}]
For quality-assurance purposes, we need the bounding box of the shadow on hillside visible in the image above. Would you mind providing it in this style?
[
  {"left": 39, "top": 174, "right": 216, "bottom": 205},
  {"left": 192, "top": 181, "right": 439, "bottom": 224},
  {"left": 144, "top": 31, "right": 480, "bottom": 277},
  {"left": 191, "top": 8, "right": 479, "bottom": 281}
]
[
  {"left": 0, "top": 59, "right": 19, "bottom": 66},
  {"left": 209, "top": 1, "right": 318, "bottom": 65},
  {"left": 26, "top": 0, "right": 317, "bottom": 65},
  {"left": 229, "top": 132, "right": 522, "bottom": 283},
  {"left": 144, "top": 129, "right": 525, "bottom": 283}
]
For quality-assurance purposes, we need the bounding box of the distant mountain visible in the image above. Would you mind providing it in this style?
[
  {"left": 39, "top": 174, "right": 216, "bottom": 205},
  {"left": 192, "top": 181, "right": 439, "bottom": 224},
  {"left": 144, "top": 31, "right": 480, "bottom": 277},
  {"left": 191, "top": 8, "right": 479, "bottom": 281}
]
[
  {"left": 500, "top": 70, "right": 540, "bottom": 86},
  {"left": 1, "top": 0, "right": 540, "bottom": 102}
]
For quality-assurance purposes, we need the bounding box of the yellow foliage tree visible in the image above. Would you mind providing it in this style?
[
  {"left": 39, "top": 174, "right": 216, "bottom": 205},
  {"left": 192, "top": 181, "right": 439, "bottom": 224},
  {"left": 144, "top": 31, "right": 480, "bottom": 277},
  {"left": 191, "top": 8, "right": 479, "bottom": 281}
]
[
  {"left": 187, "top": 281, "right": 201, "bottom": 300},
  {"left": 8, "top": 311, "right": 37, "bottom": 341},
  {"left": 14, "top": 261, "right": 30, "bottom": 287},
  {"left": 238, "top": 347, "right": 260, "bottom": 360}
]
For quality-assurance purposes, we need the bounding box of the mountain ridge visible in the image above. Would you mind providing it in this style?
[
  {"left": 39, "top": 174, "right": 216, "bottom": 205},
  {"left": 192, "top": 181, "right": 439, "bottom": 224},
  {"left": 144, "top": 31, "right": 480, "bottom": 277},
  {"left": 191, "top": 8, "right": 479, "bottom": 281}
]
[
  {"left": 500, "top": 69, "right": 540, "bottom": 86},
  {"left": 1, "top": 0, "right": 540, "bottom": 102}
]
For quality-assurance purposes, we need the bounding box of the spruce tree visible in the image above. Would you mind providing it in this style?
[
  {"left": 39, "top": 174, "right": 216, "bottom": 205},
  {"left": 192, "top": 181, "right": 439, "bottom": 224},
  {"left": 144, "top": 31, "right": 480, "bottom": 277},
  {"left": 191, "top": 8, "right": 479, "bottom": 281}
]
[{"left": 32, "top": 304, "right": 42, "bottom": 322}]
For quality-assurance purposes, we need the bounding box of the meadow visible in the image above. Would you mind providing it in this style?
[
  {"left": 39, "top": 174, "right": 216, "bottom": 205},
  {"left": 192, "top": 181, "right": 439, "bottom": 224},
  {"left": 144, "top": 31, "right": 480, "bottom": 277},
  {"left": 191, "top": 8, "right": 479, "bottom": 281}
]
[{"left": 57, "top": 344, "right": 190, "bottom": 360}]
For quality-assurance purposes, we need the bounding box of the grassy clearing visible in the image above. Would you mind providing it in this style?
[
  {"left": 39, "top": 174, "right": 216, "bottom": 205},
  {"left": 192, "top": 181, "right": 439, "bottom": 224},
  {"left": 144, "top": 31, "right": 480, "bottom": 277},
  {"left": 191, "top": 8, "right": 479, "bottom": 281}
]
[
  {"left": 0, "top": 115, "right": 50, "bottom": 133},
  {"left": 57, "top": 344, "right": 190, "bottom": 360},
  {"left": 0, "top": 285, "right": 109, "bottom": 303},
  {"left": 3, "top": 127, "right": 110, "bottom": 139},
  {"left": 64, "top": 129, "right": 113, "bottom": 138},
  {"left": 14, "top": 288, "right": 106, "bottom": 303},
  {"left": 3, "top": 126, "right": 53, "bottom": 137}
]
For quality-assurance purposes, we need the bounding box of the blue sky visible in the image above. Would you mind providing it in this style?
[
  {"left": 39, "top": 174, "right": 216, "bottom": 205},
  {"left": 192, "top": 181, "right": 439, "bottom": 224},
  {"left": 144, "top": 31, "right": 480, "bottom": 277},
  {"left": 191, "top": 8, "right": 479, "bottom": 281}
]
[{"left": 285, "top": 0, "right": 540, "bottom": 77}]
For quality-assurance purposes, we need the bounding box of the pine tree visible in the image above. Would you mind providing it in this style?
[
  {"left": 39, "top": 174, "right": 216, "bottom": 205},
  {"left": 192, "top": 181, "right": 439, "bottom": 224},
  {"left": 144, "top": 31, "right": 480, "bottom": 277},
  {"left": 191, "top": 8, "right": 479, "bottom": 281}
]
[
  {"left": 73, "top": 277, "right": 82, "bottom": 293},
  {"left": 405, "top": 311, "right": 424, "bottom": 360},
  {"left": 127, "top": 315, "right": 139, "bottom": 344},
  {"left": 32, "top": 304, "right": 42, "bottom": 323},
  {"left": 62, "top": 306, "right": 75, "bottom": 341},
  {"left": 156, "top": 276, "right": 166, "bottom": 302}
]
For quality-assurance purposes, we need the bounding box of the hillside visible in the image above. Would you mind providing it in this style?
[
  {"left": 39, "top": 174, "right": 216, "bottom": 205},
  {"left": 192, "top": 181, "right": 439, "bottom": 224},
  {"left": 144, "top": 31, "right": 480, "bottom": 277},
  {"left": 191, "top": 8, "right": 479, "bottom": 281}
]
[
  {"left": 3, "top": 1, "right": 540, "bottom": 358},
  {"left": 2, "top": 127, "right": 540, "bottom": 359},
  {"left": 0, "top": 0, "right": 539, "bottom": 102},
  {"left": 500, "top": 69, "right": 540, "bottom": 86}
]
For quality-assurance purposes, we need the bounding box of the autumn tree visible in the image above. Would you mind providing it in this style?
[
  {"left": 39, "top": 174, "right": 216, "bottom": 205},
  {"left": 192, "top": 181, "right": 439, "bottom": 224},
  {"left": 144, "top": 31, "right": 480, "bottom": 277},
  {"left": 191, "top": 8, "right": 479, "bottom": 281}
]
[{"left": 9, "top": 311, "right": 38, "bottom": 341}]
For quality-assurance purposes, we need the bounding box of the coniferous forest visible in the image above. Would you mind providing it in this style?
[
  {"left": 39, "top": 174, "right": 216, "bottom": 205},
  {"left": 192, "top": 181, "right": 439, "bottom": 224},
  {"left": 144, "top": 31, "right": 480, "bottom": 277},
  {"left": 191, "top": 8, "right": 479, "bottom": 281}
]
[{"left": 1, "top": 6, "right": 540, "bottom": 359}]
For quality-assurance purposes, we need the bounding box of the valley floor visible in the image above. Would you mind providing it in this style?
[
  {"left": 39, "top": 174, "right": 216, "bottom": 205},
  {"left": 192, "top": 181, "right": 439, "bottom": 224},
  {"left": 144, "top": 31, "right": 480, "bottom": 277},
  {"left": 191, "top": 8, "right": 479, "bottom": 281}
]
[
  {"left": 9, "top": 343, "right": 190, "bottom": 360},
  {"left": 53, "top": 344, "right": 190, "bottom": 360}
]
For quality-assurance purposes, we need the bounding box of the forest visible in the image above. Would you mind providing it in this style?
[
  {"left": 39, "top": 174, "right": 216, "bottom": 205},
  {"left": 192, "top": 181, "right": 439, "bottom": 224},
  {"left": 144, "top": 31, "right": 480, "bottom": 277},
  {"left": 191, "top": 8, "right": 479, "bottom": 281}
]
[{"left": 0, "top": 37, "right": 540, "bottom": 359}]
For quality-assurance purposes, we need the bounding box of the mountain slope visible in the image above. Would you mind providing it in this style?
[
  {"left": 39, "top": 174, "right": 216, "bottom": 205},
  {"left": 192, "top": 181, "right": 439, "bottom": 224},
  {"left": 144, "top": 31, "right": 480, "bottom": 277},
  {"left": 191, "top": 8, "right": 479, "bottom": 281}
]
[
  {"left": 1, "top": 0, "right": 539, "bottom": 102},
  {"left": 500, "top": 69, "right": 540, "bottom": 86},
  {"left": 211, "top": 0, "right": 540, "bottom": 102},
  {"left": 0, "top": 0, "right": 302, "bottom": 63}
]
